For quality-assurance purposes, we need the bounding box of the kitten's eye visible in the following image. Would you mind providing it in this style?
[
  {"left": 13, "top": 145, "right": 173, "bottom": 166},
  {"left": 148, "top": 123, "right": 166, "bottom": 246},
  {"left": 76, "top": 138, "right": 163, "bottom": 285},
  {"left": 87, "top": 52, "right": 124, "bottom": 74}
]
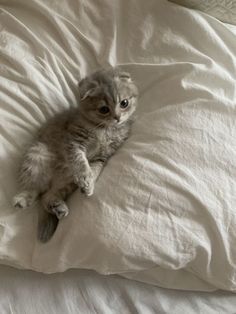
[
  {"left": 120, "top": 99, "right": 129, "bottom": 109},
  {"left": 98, "top": 106, "right": 110, "bottom": 114}
]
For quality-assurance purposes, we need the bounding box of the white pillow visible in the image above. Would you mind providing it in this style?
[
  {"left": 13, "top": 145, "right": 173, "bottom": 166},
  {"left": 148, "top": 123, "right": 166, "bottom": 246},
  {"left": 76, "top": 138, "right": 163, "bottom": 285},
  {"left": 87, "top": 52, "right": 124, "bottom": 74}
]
[
  {"left": 169, "top": 0, "right": 236, "bottom": 25},
  {"left": 1, "top": 0, "right": 236, "bottom": 292}
]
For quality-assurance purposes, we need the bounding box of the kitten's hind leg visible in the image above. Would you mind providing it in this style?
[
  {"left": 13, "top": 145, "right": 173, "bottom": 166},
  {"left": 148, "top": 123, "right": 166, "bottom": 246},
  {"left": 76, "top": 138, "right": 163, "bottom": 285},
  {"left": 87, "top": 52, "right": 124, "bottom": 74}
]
[
  {"left": 39, "top": 180, "right": 76, "bottom": 242},
  {"left": 37, "top": 196, "right": 63, "bottom": 243},
  {"left": 41, "top": 181, "right": 76, "bottom": 220},
  {"left": 49, "top": 201, "right": 69, "bottom": 220},
  {"left": 13, "top": 190, "right": 38, "bottom": 209},
  {"left": 41, "top": 192, "right": 69, "bottom": 220},
  {"left": 13, "top": 141, "right": 53, "bottom": 210}
]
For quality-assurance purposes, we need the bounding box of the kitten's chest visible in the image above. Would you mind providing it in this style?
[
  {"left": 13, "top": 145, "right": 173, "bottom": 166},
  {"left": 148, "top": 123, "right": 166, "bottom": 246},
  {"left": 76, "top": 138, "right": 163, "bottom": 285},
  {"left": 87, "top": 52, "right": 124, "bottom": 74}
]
[{"left": 87, "top": 127, "right": 125, "bottom": 160}]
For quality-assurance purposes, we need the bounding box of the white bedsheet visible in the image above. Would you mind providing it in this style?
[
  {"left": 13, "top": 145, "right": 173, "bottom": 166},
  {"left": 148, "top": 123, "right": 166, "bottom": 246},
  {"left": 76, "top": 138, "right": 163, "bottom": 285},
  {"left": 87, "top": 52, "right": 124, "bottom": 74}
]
[
  {"left": 1, "top": 265, "right": 236, "bottom": 314},
  {"left": 2, "top": 0, "right": 236, "bottom": 293}
]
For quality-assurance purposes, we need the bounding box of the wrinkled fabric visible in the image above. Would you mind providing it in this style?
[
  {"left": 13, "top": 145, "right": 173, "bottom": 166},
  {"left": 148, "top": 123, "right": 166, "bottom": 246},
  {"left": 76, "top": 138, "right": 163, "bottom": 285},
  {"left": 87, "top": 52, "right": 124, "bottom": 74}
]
[
  {"left": 169, "top": 0, "right": 236, "bottom": 25},
  {"left": 1, "top": 265, "right": 236, "bottom": 314},
  {"left": 1, "top": 0, "right": 236, "bottom": 292}
]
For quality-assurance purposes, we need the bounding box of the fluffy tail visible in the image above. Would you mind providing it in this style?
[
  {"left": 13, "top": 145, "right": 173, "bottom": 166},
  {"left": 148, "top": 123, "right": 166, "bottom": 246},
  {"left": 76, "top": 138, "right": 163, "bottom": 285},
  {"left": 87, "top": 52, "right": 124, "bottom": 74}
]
[{"left": 38, "top": 212, "right": 59, "bottom": 243}]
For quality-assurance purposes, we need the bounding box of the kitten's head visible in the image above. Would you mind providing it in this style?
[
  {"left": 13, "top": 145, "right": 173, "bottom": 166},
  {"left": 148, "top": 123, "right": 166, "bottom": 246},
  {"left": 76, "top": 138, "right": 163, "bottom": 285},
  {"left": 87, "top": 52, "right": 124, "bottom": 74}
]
[{"left": 78, "top": 69, "right": 138, "bottom": 126}]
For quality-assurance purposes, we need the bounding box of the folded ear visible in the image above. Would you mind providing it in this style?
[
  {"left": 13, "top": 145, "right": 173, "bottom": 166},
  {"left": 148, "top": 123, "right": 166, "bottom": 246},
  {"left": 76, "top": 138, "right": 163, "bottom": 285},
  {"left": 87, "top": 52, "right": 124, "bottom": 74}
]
[
  {"left": 115, "top": 71, "right": 132, "bottom": 83},
  {"left": 119, "top": 71, "right": 132, "bottom": 81},
  {"left": 78, "top": 78, "right": 99, "bottom": 100}
]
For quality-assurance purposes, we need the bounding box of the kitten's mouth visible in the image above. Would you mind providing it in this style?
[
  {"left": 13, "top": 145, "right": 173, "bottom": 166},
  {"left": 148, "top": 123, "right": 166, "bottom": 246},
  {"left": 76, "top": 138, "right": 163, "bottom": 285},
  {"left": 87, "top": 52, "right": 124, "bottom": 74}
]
[
  {"left": 101, "top": 119, "right": 124, "bottom": 128},
  {"left": 112, "top": 119, "right": 123, "bottom": 126}
]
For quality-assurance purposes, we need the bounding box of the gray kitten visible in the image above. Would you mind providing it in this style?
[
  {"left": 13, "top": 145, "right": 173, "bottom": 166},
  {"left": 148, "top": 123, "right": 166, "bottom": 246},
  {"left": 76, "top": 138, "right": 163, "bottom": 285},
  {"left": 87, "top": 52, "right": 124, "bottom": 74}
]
[{"left": 13, "top": 68, "right": 138, "bottom": 242}]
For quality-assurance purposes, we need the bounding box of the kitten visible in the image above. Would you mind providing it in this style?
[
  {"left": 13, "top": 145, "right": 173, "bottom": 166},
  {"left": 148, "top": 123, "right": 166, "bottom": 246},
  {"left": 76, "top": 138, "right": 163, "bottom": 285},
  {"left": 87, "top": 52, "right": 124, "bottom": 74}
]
[{"left": 13, "top": 68, "right": 138, "bottom": 242}]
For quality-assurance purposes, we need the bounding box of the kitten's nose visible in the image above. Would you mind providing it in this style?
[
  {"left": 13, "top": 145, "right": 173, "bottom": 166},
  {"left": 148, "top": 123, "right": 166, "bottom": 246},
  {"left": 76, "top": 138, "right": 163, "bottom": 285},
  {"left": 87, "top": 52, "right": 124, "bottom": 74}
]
[{"left": 114, "top": 115, "right": 120, "bottom": 122}]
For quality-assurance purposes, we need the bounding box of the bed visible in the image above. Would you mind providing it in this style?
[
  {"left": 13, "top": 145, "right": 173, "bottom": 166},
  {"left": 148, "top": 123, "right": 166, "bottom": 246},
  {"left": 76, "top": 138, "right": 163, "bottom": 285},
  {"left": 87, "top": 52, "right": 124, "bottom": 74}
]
[
  {"left": 1, "top": 0, "right": 236, "bottom": 312},
  {"left": 1, "top": 265, "right": 236, "bottom": 314}
]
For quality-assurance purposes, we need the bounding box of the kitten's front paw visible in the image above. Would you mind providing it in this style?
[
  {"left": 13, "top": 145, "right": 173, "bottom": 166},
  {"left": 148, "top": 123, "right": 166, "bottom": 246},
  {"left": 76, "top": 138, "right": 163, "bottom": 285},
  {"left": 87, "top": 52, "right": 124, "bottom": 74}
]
[{"left": 74, "top": 169, "right": 94, "bottom": 196}]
